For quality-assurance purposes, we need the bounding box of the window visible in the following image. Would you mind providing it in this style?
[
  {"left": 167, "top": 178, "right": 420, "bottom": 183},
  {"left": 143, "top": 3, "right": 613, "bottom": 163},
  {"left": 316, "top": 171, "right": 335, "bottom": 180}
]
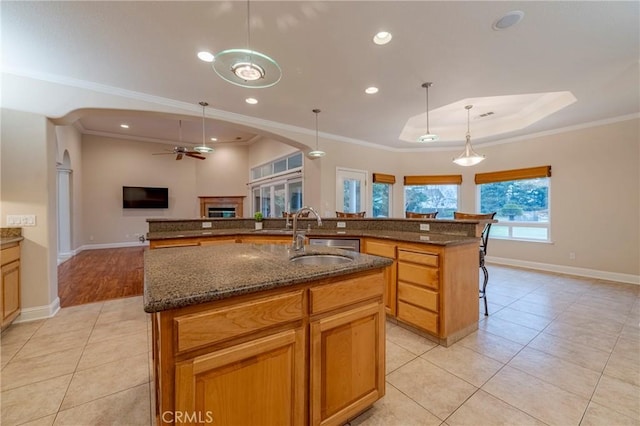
[
  {"left": 476, "top": 166, "right": 551, "bottom": 242},
  {"left": 403, "top": 175, "right": 462, "bottom": 219},
  {"left": 372, "top": 173, "right": 395, "bottom": 217},
  {"left": 250, "top": 152, "right": 304, "bottom": 217}
]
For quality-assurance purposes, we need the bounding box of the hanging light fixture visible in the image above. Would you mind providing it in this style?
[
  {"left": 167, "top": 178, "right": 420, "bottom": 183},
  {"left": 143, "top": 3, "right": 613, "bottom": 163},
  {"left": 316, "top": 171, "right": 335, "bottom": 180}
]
[
  {"left": 212, "top": 0, "right": 281, "bottom": 88},
  {"left": 417, "top": 82, "right": 438, "bottom": 142},
  {"left": 308, "top": 109, "right": 325, "bottom": 158},
  {"left": 193, "top": 101, "right": 215, "bottom": 154},
  {"left": 453, "top": 105, "right": 485, "bottom": 166}
]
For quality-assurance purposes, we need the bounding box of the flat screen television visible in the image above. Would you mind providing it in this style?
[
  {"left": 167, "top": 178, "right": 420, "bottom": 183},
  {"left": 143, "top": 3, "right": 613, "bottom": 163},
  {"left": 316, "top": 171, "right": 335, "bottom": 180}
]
[{"left": 122, "top": 186, "right": 169, "bottom": 209}]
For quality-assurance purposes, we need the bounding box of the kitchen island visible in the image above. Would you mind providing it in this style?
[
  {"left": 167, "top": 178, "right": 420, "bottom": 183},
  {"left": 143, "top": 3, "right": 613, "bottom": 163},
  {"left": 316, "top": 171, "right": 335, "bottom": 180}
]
[{"left": 145, "top": 243, "right": 392, "bottom": 426}]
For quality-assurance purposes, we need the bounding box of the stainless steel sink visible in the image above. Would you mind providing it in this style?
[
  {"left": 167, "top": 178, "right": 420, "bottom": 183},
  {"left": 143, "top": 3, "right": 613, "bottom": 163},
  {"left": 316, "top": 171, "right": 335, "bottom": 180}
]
[{"left": 289, "top": 254, "right": 354, "bottom": 265}]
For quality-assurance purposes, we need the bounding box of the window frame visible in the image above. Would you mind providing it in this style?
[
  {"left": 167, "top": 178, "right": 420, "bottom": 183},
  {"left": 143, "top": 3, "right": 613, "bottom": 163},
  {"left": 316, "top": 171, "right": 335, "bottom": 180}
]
[{"left": 402, "top": 175, "right": 462, "bottom": 219}]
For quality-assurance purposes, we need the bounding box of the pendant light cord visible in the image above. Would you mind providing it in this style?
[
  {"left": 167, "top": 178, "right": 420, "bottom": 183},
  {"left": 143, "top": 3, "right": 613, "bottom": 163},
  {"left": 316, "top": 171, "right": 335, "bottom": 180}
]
[
  {"left": 315, "top": 110, "right": 319, "bottom": 150},
  {"left": 425, "top": 84, "right": 430, "bottom": 134},
  {"left": 246, "top": 0, "right": 253, "bottom": 61},
  {"left": 201, "top": 102, "right": 206, "bottom": 146}
]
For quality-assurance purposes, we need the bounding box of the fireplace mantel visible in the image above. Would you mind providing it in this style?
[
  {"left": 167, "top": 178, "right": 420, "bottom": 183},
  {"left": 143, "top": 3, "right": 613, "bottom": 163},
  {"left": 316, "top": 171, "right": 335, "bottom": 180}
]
[{"left": 199, "top": 196, "right": 245, "bottom": 218}]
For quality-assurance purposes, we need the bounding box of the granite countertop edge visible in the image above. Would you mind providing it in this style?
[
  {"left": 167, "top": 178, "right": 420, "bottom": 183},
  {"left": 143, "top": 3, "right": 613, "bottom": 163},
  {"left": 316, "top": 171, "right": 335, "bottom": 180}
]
[
  {"left": 1, "top": 236, "right": 24, "bottom": 246},
  {"left": 146, "top": 228, "right": 478, "bottom": 246},
  {"left": 143, "top": 244, "right": 393, "bottom": 313}
]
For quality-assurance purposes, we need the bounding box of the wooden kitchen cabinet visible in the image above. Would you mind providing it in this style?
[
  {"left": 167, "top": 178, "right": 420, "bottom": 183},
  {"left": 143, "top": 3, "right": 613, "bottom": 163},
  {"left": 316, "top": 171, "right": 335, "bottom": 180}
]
[
  {"left": 152, "top": 270, "right": 385, "bottom": 426},
  {"left": 1, "top": 242, "right": 21, "bottom": 330},
  {"left": 363, "top": 239, "right": 397, "bottom": 316},
  {"left": 239, "top": 235, "right": 292, "bottom": 245},
  {"left": 175, "top": 327, "right": 305, "bottom": 426}
]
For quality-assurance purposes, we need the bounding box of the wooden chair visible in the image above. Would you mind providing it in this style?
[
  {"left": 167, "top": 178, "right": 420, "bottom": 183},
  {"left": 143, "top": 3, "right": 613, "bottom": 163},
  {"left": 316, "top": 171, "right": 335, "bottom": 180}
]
[
  {"left": 453, "top": 211, "right": 497, "bottom": 316},
  {"left": 283, "top": 211, "right": 309, "bottom": 218},
  {"left": 405, "top": 211, "right": 438, "bottom": 219},
  {"left": 335, "top": 211, "right": 366, "bottom": 218}
]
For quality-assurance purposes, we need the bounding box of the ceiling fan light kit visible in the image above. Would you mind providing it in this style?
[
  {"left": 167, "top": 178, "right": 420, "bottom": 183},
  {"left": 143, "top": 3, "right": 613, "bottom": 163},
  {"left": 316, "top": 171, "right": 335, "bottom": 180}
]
[
  {"left": 453, "top": 105, "right": 485, "bottom": 166},
  {"left": 417, "top": 82, "right": 439, "bottom": 143},
  {"left": 308, "top": 108, "right": 326, "bottom": 158}
]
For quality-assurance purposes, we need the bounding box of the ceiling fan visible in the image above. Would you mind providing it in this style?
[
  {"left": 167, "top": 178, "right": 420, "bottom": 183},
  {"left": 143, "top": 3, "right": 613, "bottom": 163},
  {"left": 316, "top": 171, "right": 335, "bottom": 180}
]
[
  {"left": 153, "top": 146, "right": 206, "bottom": 161},
  {"left": 152, "top": 120, "right": 206, "bottom": 160}
]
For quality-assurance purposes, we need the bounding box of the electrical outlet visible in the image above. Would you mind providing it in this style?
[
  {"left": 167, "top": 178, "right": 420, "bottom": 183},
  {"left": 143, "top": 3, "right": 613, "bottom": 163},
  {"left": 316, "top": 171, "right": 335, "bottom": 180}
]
[
  {"left": 569, "top": 252, "right": 576, "bottom": 260},
  {"left": 202, "top": 222, "right": 212, "bottom": 228},
  {"left": 7, "top": 215, "right": 37, "bottom": 227},
  {"left": 420, "top": 223, "right": 430, "bottom": 231},
  {"left": 337, "top": 221, "right": 346, "bottom": 228}
]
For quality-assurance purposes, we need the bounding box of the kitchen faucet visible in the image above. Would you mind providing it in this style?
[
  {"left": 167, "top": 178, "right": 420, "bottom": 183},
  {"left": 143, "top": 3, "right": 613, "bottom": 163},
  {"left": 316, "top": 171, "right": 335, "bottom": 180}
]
[{"left": 291, "top": 206, "right": 322, "bottom": 251}]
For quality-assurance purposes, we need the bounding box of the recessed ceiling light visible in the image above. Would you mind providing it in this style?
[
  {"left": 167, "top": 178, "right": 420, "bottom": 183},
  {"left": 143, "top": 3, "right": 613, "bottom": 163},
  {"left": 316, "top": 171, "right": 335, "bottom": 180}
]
[
  {"left": 197, "top": 51, "right": 215, "bottom": 62},
  {"left": 492, "top": 11, "right": 524, "bottom": 30},
  {"left": 365, "top": 87, "right": 379, "bottom": 94},
  {"left": 120, "top": 124, "right": 129, "bottom": 129},
  {"left": 245, "top": 97, "right": 258, "bottom": 105},
  {"left": 210, "top": 137, "right": 217, "bottom": 142},
  {"left": 373, "top": 31, "right": 392, "bottom": 45}
]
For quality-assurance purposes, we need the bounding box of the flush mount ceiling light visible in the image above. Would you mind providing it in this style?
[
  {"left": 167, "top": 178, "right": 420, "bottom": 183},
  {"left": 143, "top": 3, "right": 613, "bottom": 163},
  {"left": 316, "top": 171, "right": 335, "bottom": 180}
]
[
  {"left": 212, "top": 0, "right": 281, "bottom": 88},
  {"left": 373, "top": 31, "right": 392, "bottom": 45},
  {"left": 417, "top": 82, "right": 438, "bottom": 143},
  {"left": 308, "top": 108, "right": 325, "bottom": 158},
  {"left": 193, "top": 101, "right": 215, "bottom": 154},
  {"left": 453, "top": 105, "right": 485, "bottom": 166}
]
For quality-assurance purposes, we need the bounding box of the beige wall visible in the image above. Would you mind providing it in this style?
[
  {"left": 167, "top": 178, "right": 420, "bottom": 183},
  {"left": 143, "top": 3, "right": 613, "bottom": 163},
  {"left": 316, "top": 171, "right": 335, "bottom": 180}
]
[{"left": 1, "top": 109, "right": 58, "bottom": 312}]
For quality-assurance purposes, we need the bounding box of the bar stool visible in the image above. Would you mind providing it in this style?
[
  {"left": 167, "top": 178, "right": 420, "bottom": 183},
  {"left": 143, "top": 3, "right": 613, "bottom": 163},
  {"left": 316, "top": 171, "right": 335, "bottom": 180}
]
[
  {"left": 453, "top": 211, "right": 497, "bottom": 316},
  {"left": 336, "top": 211, "right": 366, "bottom": 218},
  {"left": 405, "top": 211, "right": 438, "bottom": 218}
]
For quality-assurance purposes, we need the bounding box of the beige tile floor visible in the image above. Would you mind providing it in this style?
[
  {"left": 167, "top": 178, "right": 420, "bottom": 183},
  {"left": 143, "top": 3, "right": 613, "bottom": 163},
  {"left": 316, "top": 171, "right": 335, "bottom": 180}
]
[{"left": 1, "top": 265, "right": 639, "bottom": 425}]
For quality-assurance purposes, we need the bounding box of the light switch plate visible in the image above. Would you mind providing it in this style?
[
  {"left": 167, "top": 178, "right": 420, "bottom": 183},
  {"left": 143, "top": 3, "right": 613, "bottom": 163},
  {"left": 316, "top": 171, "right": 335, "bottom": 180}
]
[
  {"left": 202, "top": 222, "right": 212, "bottom": 228},
  {"left": 337, "top": 222, "right": 346, "bottom": 228},
  {"left": 419, "top": 223, "right": 430, "bottom": 231}
]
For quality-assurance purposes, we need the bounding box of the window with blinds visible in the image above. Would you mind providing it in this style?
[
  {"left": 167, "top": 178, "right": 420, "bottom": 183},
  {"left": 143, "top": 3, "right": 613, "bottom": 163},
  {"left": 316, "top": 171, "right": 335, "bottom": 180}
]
[
  {"left": 477, "top": 166, "right": 552, "bottom": 242},
  {"left": 372, "top": 173, "right": 395, "bottom": 217},
  {"left": 403, "top": 175, "right": 463, "bottom": 219}
]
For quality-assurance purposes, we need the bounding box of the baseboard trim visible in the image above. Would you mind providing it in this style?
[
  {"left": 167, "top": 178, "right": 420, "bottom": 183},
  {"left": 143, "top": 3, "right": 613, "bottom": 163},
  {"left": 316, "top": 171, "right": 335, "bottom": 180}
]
[
  {"left": 78, "top": 241, "right": 149, "bottom": 251},
  {"left": 14, "top": 297, "right": 61, "bottom": 323},
  {"left": 487, "top": 256, "right": 640, "bottom": 285}
]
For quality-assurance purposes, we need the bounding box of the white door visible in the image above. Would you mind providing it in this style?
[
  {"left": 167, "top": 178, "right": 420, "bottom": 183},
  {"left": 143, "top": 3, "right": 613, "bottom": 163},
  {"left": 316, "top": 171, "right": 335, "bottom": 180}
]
[{"left": 336, "top": 168, "right": 367, "bottom": 215}]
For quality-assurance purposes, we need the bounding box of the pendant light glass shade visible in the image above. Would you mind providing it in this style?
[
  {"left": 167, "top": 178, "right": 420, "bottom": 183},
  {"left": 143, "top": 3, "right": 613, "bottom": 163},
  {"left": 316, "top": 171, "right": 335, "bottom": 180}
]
[
  {"left": 417, "top": 82, "right": 439, "bottom": 143},
  {"left": 212, "top": 1, "right": 281, "bottom": 88},
  {"left": 453, "top": 105, "right": 484, "bottom": 166},
  {"left": 193, "top": 101, "right": 214, "bottom": 154},
  {"left": 308, "top": 109, "right": 325, "bottom": 158}
]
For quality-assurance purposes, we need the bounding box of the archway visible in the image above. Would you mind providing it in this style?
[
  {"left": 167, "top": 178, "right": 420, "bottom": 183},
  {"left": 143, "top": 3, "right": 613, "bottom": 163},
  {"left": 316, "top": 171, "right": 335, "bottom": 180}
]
[{"left": 57, "top": 150, "right": 72, "bottom": 263}]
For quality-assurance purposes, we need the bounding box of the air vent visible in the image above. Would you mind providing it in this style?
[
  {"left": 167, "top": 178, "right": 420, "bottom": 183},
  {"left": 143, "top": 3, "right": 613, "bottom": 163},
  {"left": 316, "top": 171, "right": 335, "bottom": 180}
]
[{"left": 478, "top": 111, "right": 495, "bottom": 118}]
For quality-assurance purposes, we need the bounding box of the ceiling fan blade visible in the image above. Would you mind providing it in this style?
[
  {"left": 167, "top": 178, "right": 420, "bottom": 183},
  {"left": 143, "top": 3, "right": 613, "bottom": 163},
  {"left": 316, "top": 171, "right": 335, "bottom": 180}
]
[
  {"left": 176, "top": 153, "right": 183, "bottom": 160},
  {"left": 185, "top": 153, "right": 206, "bottom": 160}
]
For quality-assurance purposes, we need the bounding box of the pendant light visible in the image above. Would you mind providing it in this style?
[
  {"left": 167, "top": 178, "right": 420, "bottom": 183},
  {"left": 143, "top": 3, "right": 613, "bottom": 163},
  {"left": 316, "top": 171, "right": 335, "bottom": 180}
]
[
  {"left": 308, "top": 109, "right": 325, "bottom": 158},
  {"left": 417, "top": 82, "right": 438, "bottom": 142},
  {"left": 193, "top": 101, "right": 214, "bottom": 154},
  {"left": 212, "top": 0, "right": 281, "bottom": 88},
  {"left": 453, "top": 105, "right": 485, "bottom": 166}
]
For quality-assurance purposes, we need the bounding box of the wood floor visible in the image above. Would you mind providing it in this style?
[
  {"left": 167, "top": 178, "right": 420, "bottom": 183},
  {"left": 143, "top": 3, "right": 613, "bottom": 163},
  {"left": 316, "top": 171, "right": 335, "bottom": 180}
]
[{"left": 57, "top": 247, "right": 145, "bottom": 307}]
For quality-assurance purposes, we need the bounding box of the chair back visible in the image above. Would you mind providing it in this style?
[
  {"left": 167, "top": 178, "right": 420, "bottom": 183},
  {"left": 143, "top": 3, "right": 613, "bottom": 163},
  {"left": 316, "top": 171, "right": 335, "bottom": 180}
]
[
  {"left": 283, "top": 211, "right": 309, "bottom": 218},
  {"left": 453, "top": 212, "right": 497, "bottom": 254},
  {"left": 405, "top": 211, "right": 438, "bottom": 219},
  {"left": 336, "top": 211, "right": 366, "bottom": 218}
]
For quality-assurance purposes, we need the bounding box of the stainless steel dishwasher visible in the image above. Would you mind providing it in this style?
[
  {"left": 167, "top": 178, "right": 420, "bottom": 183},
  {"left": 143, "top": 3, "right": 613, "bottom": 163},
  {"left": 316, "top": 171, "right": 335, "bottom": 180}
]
[{"left": 308, "top": 238, "right": 360, "bottom": 252}]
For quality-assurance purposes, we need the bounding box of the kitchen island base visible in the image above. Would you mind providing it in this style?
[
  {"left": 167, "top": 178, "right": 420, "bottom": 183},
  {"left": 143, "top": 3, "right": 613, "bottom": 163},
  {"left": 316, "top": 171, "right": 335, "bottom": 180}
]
[{"left": 150, "top": 269, "right": 386, "bottom": 426}]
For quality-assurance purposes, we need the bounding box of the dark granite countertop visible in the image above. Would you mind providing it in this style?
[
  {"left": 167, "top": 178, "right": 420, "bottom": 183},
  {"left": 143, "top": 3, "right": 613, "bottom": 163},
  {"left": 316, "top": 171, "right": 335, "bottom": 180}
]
[
  {"left": 0, "top": 236, "right": 24, "bottom": 246},
  {"left": 143, "top": 243, "right": 393, "bottom": 313},
  {"left": 146, "top": 228, "right": 478, "bottom": 246}
]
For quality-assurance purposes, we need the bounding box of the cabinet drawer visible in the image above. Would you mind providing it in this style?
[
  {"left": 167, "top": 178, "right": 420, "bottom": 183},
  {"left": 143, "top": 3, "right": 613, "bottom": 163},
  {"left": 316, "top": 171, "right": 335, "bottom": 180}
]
[
  {"left": 397, "top": 262, "right": 439, "bottom": 290},
  {"left": 310, "top": 273, "right": 383, "bottom": 314},
  {"left": 151, "top": 239, "right": 200, "bottom": 249},
  {"left": 398, "top": 301, "right": 438, "bottom": 334},
  {"left": 364, "top": 241, "right": 396, "bottom": 258},
  {"left": 175, "top": 290, "right": 303, "bottom": 353},
  {"left": 1, "top": 245, "right": 20, "bottom": 265},
  {"left": 397, "top": 250, "right": 438, "bottom": 267},
  {"left": 397, "top": 282, "right": 438, "bottom": 312}
]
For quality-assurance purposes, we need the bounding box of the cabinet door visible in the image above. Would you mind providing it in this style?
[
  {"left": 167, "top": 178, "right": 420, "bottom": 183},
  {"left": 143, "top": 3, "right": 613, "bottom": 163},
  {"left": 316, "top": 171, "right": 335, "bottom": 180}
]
[
  {"left": 1, "top": 260, "right": 20, "bottom": 327},
  {"left": 240, "top": 236, "right": 292, "bottom": 245},
  {"left": 310, "top": 302, "right": 385, "bottom": 426},
  {"left": 175, "top": 328, "right": 305, "bottom": 426}
]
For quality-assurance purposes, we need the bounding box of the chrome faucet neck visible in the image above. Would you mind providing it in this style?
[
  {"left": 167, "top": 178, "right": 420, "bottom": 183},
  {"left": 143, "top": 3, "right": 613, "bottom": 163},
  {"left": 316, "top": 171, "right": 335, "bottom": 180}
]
[{"left": 291, "top": 206, "right": 322, "bottom": 251}]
